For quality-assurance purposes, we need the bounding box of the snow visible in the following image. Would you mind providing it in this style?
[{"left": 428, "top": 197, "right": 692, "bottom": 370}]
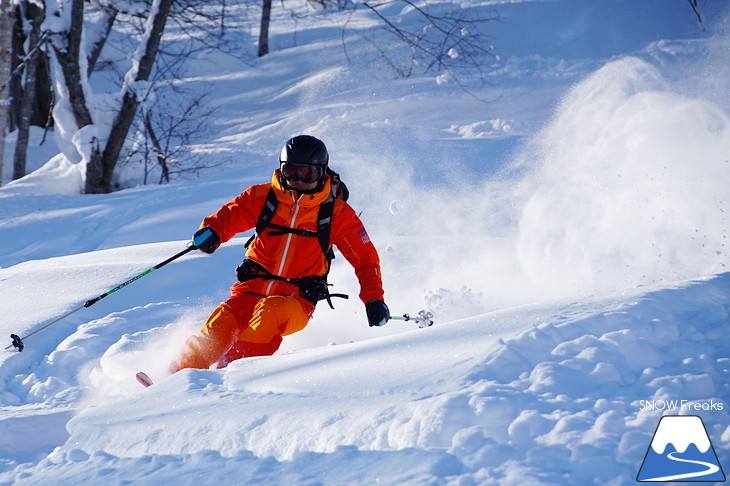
[
  {"left": 2, "top": 1, "right": 730, "bottom": 484},
  {"left": 650, "top": 416, "right": 711, "bottom": 454},
  {"left": 0, "top": 154, "right": 84, "bottom": 196}
]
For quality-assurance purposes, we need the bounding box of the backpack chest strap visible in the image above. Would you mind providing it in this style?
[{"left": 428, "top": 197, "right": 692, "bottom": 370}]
[
  {"left": 247, "top": 187, "right": 334, "bottom": 257},
  {"left": 267, "top": 223, "right": 319, "bottom": 238}
]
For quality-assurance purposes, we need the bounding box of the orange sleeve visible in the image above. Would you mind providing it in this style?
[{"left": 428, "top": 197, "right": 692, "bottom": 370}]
[
  {"left": 330, "top": 201, "right": 385, "bottom": 304},
  {"left": 201, "top": 184, "right": 267, "bottom": 244}
]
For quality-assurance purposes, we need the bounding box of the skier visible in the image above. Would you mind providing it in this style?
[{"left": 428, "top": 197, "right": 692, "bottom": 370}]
[{"left": 169, "top": 135, "right": 390, "bottom": 372}]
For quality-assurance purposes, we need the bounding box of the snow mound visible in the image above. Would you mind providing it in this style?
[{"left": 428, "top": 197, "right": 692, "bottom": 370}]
[
  {"left": 0, "top": 155, "right": 84, "bottom": 196},
  {"left": 3, "top": 273, "right": 728, "bottom": 485}
]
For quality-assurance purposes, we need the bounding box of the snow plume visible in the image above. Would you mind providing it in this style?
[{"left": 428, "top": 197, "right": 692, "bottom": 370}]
[
  {"left": 305, "top": 52, "right": 730, "bottom": 318},
  {"left": 80, "top": 305, "right": 203, "bottom": 405},
  {"left": 515, "top": 56, "right": 730, "bottom": 297}
]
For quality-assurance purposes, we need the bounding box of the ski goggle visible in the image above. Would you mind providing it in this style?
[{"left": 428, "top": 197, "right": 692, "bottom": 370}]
[{"left": 281, "top": 163, "right": 322, "bottom": 184}]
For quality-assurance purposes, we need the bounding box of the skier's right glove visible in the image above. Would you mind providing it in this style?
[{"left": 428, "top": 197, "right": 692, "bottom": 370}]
[
  {"left": 366, "top": 300, "right": 390, "bottom": 327},
  {"left": 192, "top": 227, "right": 220, "bottom": 254}
]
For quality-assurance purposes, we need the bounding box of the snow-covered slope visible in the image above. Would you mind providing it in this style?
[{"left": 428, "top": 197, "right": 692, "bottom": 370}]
[
  {"left": 2, "top": 251, "right": 728, "bottom": 484},
  {"left": 2, "top": 1, "right": 730, "bottom": 484}
]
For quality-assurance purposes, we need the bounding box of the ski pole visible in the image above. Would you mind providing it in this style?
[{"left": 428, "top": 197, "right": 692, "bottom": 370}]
[
  {"left": 6, "top": 243, "right": 197, "bottom": 352},
  {"left": 390, "top": 310, "right": 434, "bottom": 328}
]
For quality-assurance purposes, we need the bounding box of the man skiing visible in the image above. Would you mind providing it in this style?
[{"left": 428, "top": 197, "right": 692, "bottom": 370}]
[{"left": 169, "top": 135, "right": 390, "bottom": 372}]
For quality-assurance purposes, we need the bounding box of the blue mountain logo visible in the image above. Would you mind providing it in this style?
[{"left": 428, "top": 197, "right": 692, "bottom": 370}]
[{"left": 637, "top": 415, "right": 725, "bottom": 482}]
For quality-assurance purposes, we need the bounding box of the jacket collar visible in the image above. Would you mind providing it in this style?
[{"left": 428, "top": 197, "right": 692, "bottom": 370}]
[{"left": 272, "top": 169, "right": 332, "bottom": 206}]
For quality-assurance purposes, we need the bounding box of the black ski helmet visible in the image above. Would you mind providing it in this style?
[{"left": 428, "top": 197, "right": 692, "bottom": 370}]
[{"left": 279, "top": 135, "right": 329, "bottom": 169}]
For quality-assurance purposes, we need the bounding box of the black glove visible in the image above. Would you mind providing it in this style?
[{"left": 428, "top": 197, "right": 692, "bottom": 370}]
[
  {"left": 366, "top": 300, "right": 390, "bottom": 327},
  {"left": 192, "top": 227, "right": 220, "bottom": 254}
]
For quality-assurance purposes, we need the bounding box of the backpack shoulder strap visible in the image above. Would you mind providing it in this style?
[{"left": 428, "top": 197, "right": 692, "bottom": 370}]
[
  {"left": 257, "top": 187, "right": 280, "bottom": 234},
  {"left": 245, "top": 186, "right": 279, "bottom": 248},
  {"left": 319, "top": 168, "right": 349, "bottom": 261},
  {"left": 317, "top": 195, "right": 335, "bottom": 259}
]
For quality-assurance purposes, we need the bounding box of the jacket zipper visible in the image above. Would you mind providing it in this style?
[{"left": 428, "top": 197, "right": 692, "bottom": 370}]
[{"left": 275, "top": 193, "right": 302, "bottom": 277}]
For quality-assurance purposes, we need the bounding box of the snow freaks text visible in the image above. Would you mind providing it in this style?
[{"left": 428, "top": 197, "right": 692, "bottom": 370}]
[{"left": 638, "top": 400, "right": 724, "bottom": 412}]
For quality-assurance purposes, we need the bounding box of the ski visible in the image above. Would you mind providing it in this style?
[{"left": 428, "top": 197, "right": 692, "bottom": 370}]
[{"left": 136, "top": 371, "right": 154, "bottom": 388}]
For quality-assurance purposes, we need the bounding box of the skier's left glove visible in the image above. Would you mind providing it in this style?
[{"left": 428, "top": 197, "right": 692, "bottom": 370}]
[
  {"left": 192, "top": 227, "right": 220, "bottom": 254},
  {"left": 366, "top": 300, "right": 390, "bottom": 327}
]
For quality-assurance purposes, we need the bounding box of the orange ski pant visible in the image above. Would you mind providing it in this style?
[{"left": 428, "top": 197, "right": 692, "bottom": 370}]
[{"left": 173, "top": 292, "right": 314, "bottom": 371}]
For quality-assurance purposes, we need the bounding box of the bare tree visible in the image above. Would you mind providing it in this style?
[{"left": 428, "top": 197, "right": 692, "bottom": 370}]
[
  {"left": 134, "top": 91, "right": 218, "bottom": 185},
  {"left": 12, "top": 1, "right": 44, "bottom": 180},
  {"left": 4, "top": 0, "right": 249, "bottom": 192},
  {"left": 9, "top": 1, "right": 52, "bottom": 132},
  {"left": 91, "top": 0, "right": 176, "bottom": 193},
  {"left": 10, "top": 0, "right": 495, "bottom": 191},
  {"left": 687, "top": 0, "right": 703, "bottom": 29},
  {"left": 0, "top": 0, "right": 14, "bottom": 184},
  {"left": 352, "top": 1, "right": 498, "bottom": 92},
  {"left": 258, "top": 0, "right": 272, "bottom": 56},
  {"left": 86, "top": 3, "right": 118, "bottom": 76},
  {"left": 257, "top": 0, "right": 497, "bottom": 93},
  {"left": 45, "top": 0, "right": 175, "bottom": 193},
  {"left": 46, "top": 0, "right": 104, "bottom": 190},
  {"left": 58, "top": 0, "right": 247, "bottom": 192}
]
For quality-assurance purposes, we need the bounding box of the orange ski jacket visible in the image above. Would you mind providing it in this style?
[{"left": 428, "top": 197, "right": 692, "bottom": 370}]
[{"left": 201, "top": 170, "right": 385, "bottom": 304}]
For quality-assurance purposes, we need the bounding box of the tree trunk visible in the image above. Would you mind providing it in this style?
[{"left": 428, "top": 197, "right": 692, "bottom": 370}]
[
  {"left": 144, "top": 111, "right": 169, "bottom": 184},
  {"left": 12, "top": 2, "right": 44, "bottom": 180},
  {"left": 0, "top": 0, "right": 14, "bottom": 185},
  {"left": 48, "top": 0, "right": 102, "bottom": 190},
  {"left": 89, "top": 0, "right": 175, "bottom": 193},
  {"left": 31, "top": 51, "right": 52, "bottom": 128},
  {"left": 8, "top": 2, "right": 51, "bottom": 132},
  {"left": 52, "top": 0, "right": 93, "bottom": 129},
  {"left": 87, "top": 6, "right": 117, "bottom": 76},
  {"left": 258, "top": 0, "right": 272, "bottom": 57}
]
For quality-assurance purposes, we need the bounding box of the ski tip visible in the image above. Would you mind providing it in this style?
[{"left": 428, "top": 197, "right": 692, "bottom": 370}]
[{"left": 136, "top": 371, "right": 154, "bottom": 388}]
